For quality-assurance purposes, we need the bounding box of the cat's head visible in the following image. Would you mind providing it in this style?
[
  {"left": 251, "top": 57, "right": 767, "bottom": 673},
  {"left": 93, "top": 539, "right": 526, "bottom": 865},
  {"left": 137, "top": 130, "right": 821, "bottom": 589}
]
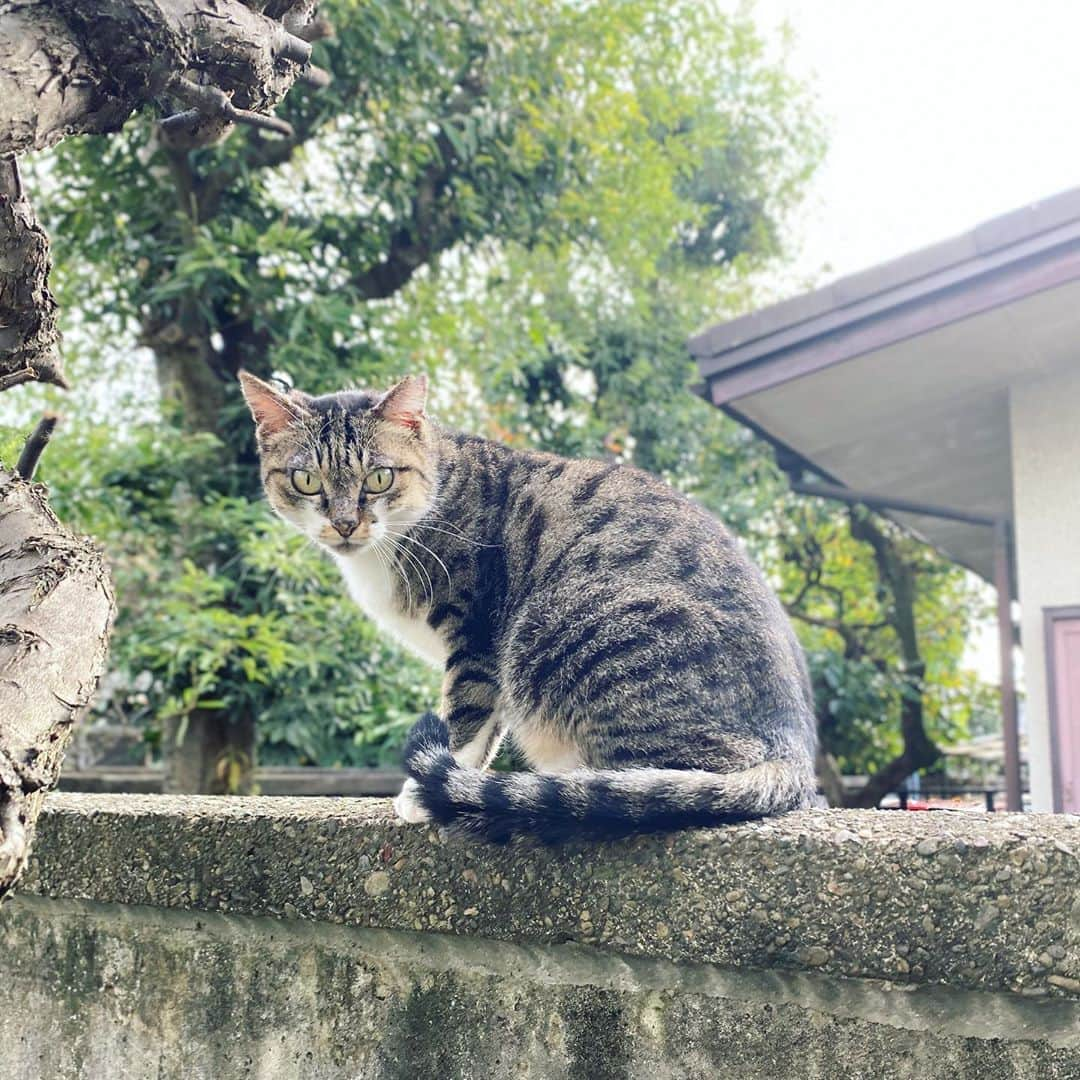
[{"left": 239, "top": 372, "right": 436, "bottom": 556}]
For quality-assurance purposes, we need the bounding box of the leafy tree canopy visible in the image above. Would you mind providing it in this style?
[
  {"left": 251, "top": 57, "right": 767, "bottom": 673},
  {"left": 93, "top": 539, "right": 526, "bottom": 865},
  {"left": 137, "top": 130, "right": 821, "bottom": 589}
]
[{"left": 1, "top": 0, "right": 995, "bottom": 792}]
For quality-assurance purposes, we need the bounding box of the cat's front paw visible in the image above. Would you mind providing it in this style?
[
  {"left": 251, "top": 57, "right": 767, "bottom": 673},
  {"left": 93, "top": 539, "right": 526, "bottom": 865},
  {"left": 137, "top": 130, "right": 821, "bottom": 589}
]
[{"left": 393, "top": 778, "right": 431, "bottom": 824}]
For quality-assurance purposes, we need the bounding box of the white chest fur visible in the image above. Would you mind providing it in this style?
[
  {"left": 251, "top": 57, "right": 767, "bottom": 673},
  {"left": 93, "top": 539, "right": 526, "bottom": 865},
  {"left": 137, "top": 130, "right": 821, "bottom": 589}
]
[{"left": 334, "top": 549, "right": 448, "bottom": 669}]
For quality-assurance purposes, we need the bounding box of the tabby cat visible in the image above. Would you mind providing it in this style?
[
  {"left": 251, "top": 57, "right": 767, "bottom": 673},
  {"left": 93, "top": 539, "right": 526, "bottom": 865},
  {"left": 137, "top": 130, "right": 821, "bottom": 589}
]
[{"left": 241, "top": 371, "right": 817, "bottom": 842}]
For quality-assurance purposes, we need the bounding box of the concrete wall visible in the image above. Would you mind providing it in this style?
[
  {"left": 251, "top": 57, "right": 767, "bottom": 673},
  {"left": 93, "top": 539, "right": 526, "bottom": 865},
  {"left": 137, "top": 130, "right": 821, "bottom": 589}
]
[
  {"left": 0, "top": 794, "right": 1077, "bottom": 1079},
  {"left": 1010, "top": 363, "right": 1080, "bottom": 810}
]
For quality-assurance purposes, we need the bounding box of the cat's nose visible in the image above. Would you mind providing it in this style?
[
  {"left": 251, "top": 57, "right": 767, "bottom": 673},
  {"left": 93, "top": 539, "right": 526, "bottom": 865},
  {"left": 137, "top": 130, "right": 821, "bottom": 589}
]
[{"left": 331, "top": 518, "right": 358, "bottom": 538}]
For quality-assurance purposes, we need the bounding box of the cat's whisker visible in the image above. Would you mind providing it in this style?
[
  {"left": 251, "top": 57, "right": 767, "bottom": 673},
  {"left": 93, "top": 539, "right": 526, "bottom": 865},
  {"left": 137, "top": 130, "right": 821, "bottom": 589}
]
[
  {"left": 418, "top": 511, "right": 498, "bottom": 541},
  {"left": 378, "top": 537, "right": 415, "bottom": 612},
  {"left": 384, "top": 528, "right": 453, "bottom": 592},
  {"left": 411, "top": 521, "right": 501, "bottom": 549},
  {"left": 410, "top": 511, "right": 473, "bottom": 533},
  {"left": 381, "top": 531, "right": 436, "bottom": 607},
  {"left": 387, "top": 533, "right": 435, "bottom": 606},
  {"left": 371, "top": 539, "right": 400, "bottom": 604},
  {"left": 381, "top": 533, "right": 431, "bottom": 609}
]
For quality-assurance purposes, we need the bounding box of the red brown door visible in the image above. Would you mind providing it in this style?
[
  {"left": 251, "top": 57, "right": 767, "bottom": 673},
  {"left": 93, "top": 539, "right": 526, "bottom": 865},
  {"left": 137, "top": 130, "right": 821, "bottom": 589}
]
[{"left": 1047, "top": 610, "right": 1080, "bottom": 813}]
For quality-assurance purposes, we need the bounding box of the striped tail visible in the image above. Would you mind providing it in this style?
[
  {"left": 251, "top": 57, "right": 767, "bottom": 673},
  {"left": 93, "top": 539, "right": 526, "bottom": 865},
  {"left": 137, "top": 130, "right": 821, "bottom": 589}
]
[{"left": 402, "top": 712, "right": 814, "bottom": 844}]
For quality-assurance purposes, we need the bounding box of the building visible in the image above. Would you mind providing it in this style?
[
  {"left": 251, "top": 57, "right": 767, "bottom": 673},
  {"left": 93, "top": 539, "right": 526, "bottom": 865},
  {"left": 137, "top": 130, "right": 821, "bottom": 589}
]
[{"left": 691, "top": 188, "right": 1080, "bottom": 813}]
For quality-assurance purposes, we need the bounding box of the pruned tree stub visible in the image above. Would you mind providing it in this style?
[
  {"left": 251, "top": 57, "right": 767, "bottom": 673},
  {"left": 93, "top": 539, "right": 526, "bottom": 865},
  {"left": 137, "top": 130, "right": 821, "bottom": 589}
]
[{"left": 0, "top": 467, "right": 115, "bottom": 897}]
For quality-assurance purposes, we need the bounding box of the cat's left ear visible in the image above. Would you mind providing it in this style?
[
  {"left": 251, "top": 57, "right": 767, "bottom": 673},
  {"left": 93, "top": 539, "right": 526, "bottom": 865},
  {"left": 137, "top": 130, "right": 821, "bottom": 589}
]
[
  {"left": 238, "top": 371, "right": 309, "bottom": 436},
  {"left": 373, "top": 375, "right": 427, "bottom": 433}
]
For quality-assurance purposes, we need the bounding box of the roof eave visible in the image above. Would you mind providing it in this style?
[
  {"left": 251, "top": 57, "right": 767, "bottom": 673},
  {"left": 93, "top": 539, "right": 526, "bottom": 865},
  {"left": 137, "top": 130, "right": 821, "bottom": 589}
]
[{"left": 692, "top": 190, "right": 1080, "bottom": 408}]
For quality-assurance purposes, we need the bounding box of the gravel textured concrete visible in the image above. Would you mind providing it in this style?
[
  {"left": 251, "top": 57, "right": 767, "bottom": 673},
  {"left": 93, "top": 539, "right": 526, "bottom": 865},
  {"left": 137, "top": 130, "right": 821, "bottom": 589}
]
[{"left": 20, "top": 794, "right": 1080, "bottom": 999}]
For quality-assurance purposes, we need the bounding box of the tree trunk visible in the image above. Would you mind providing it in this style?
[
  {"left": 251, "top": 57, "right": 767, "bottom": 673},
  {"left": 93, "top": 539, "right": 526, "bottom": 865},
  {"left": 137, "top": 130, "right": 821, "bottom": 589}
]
[
  {"left": 144, "top": 318, "right": 260, "bottom": 790},
  {"left": 0, "top": 468, "right": 114, "bottom": 898},
  {"left": 845, "top": 509, "right": 940, "bottom": 808},
  {"left": 141, "top": 147, "right": 274, "bottom": 792},
  {"left": 815, "top": 748, "right": 846, "bottom": 808},
  {"left": 149, "top": 329, "right": 232, "bottom": 440},
  {"left": 162, "top": 711, "right": 256, "bottom": 795}
]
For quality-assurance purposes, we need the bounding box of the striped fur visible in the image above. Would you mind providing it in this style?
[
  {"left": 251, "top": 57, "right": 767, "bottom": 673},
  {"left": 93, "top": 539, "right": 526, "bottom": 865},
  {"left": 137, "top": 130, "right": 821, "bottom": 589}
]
[
  {"left": 242, "top": 372, "right": 818, "bottom": 844},
  {"left": 404, "top": 714, "right": 810, "bottom": 843}
]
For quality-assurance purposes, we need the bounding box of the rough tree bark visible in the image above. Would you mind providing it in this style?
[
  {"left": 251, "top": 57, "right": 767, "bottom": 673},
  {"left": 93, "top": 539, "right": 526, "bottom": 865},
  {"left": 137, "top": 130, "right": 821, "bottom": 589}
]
[
  {"left": 0, "top": 0, "right": 319, "bottom": 159},
  {"left": 0, "top": 0, "right": 322, "bottom": 389},
  {"left": 0, "top": 160, "right": 62, "bottom": 392},
  {"left": 0, "top": 466, "right": 114, "bottom": 899},
  {"left": 0, "top": 0, "right": 321, "bottom": 890}
]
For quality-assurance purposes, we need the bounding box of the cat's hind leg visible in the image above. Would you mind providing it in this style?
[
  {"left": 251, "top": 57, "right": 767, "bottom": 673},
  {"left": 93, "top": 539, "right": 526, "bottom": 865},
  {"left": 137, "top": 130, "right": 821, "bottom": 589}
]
[
  {"left": 440, "top": 655, "right": 505, "bottom": 768},
  {"left": 394, "top": 656, "right": 504, "bottom": 824}
]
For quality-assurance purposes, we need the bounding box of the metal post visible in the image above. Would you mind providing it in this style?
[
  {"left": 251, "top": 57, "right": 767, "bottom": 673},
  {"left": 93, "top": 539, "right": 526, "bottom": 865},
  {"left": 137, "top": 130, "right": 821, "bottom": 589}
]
[{"left": 993, "top": 519, "right": 1023, "bottom": 812}]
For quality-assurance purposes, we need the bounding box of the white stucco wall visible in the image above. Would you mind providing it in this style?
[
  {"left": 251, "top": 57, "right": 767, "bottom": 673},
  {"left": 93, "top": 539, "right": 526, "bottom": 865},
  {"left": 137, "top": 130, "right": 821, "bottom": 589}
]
[{"left": 1009, "top": 362, "right": 1080, "bottom": 810}]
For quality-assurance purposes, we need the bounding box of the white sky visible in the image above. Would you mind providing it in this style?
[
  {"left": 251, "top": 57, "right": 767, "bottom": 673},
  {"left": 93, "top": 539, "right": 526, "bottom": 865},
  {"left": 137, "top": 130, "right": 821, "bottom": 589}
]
[{"left": 754, "top": 0, "right": 1080, "bottom": 285}]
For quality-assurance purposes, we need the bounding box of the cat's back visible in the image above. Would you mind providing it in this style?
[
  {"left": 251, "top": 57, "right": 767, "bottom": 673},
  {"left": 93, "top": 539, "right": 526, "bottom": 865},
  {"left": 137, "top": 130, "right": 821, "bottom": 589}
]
[
  {"left": 491, "top": 447, "right": 812, "bottom": 744},
  {"left": 502, "top": 448, "right": 755, "bottom": 591},
  {"left": 447, "top": 434, "right": 789, "bottom": 649},
  {"left": 498, "top": 446, "right": 806, "bottom": 672}
]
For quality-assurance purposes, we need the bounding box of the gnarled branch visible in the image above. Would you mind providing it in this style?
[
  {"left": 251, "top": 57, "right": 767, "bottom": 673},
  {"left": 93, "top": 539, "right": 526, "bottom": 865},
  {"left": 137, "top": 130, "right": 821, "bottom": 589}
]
[
  {"left": 0, "top": 160, "right": 64, "bottom": 391},
  {"left": 0, "top": 0, "right": 328, "bottom": 897},
  {"left": 0, "top": 0, "right": 323, "bottom": 158},
  {"left": 0, "top": 0, "right": 328, "bottom": 388}
]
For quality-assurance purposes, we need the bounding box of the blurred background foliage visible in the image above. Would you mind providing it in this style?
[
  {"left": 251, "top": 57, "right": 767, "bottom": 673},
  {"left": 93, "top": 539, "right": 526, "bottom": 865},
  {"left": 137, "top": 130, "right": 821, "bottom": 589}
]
[{"left": 0, "top": 0, "right": 997, "bottom": 794}]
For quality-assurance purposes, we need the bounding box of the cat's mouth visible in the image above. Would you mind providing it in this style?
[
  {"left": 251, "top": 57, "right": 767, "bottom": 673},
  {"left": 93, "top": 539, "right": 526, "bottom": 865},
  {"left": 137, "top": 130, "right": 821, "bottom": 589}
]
[
  {"left": 321, "top": 533, "right": 372, "bottom": 554},
  {"left": 326, "top": 538, "right": 368, "bottom": 553}
]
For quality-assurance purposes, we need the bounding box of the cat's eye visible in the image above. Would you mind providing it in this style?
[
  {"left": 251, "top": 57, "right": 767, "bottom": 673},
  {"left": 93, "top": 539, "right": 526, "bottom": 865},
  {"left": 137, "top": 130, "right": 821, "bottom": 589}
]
[
  {"left": 363, "top": 467, "right": 395, "bottom": 494},
  {"left": 291, "top": 469, "right": 322, "bottom": 495}
]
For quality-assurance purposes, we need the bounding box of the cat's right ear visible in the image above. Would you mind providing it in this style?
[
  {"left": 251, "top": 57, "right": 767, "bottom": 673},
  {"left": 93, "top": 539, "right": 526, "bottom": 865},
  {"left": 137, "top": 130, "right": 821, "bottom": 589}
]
[{"left": 238, "top": 371, "right": 308, "bottom": 436}]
